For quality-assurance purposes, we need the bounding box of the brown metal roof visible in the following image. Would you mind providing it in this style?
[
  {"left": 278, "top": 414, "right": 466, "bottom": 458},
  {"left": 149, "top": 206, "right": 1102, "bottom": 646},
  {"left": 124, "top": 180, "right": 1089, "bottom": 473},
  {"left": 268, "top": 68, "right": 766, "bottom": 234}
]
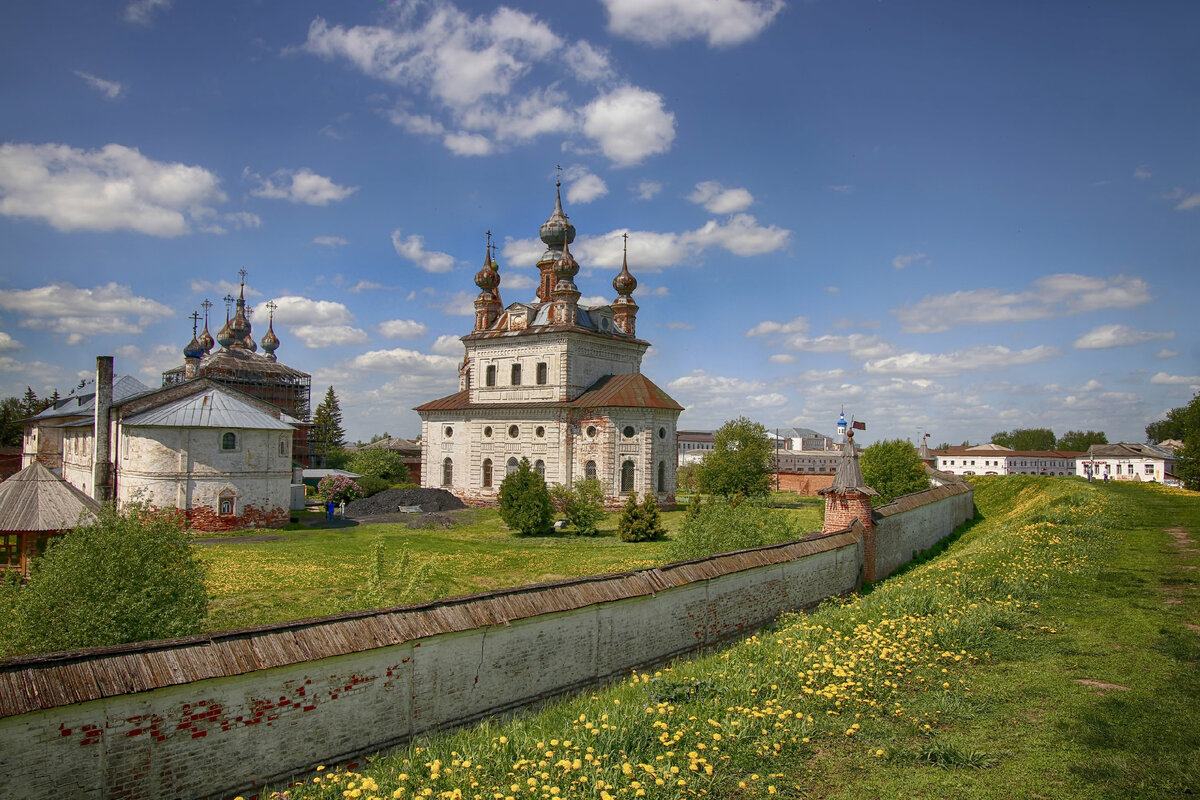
[
  {"left": 0, "top": 462, "right": 101, "bottom": 532},
  {"left": 0, "top": 528, "right": 859, "bottom": 719},
  {"left": 415, "top": 374, "right": 682, "bottom": 414}
]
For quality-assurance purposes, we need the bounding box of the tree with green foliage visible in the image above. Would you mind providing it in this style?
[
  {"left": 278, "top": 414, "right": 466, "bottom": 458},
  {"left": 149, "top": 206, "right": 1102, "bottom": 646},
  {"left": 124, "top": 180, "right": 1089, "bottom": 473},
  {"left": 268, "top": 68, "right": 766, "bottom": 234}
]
[
  {"left": 1056, "top": 430, "right": 1108, "bottom": 451},
  {"left": 498, "top": 457, "right": 553, "bottom": 535},
  {"left": 860, "top": 439, "right": 929, "bottom": 504},
  {"left": 0, "top": 396, "right": 24, "bottom": 447},
  {"left": 549, "top": 478, "right": 606, "bottom": 535},
  {"left": 346, "top": 447, "right": 409, "bottom": 483},
  {"left": 1147, "top": 392, "right": 1200, "bottom": 490},
  {"left": 310, "top": 386, "right": 346, "bottom": 461},
  {"left": 667, "top": 497, "right": 795, "bottom": 562},
  {"left": 675, "top": 463, "right": 699, "bottom": 497},
  {"left": 616, "top": 491, "right": 665, "bottom": 542},
  {"left": 991, "top": 428, "right": 1057, "bottom": 451},
  {"left": 0, "top": 504, "right": 207, "bottom": 657},
  {"left": 696, "top": 416, "right": 773, "bottom": 498}
]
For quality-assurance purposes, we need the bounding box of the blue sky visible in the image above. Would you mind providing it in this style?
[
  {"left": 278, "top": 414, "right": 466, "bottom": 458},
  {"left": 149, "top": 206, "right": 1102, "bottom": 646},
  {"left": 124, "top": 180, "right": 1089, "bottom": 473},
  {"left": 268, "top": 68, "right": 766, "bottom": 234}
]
[{"left": 1, "top": 0, "right": 1197, "bottom": 446}]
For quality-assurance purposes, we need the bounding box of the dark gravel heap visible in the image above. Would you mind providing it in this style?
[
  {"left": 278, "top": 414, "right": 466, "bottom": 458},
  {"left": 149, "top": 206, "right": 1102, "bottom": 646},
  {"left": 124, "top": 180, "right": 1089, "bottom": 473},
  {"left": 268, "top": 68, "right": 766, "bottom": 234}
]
[{"left": 346, "top": 487, "right": 467, "bottom": 517}]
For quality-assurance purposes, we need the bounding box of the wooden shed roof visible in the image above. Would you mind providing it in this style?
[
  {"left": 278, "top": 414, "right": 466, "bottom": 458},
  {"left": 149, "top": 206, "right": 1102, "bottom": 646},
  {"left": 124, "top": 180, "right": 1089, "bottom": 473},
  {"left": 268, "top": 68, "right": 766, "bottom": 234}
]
[
  {"left": 0, "top": 527, "right": 859, "bottom": 719},
  {"left": 0, "top": 462, "right": 100, "bottom": 532}
]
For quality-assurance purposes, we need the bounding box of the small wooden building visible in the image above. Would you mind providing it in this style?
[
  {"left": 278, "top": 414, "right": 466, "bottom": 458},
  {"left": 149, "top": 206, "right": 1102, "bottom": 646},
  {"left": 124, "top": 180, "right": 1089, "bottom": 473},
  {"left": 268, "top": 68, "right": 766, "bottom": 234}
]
[{"left": 0, "top": 461, "right": 100, "bottom": 578}]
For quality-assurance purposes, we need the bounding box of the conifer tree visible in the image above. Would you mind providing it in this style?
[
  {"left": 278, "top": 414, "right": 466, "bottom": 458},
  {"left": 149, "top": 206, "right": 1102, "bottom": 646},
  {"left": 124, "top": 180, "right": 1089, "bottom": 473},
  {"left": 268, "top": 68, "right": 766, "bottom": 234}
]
[
  {"left": 311, "top": 386, "right": 346, "bottom": 459},
  {"left": 498, "top": 458, "right": 553, "bottom": 535},
  {"left": 617, "top": 492, "right": 665, "bottom": 542}
]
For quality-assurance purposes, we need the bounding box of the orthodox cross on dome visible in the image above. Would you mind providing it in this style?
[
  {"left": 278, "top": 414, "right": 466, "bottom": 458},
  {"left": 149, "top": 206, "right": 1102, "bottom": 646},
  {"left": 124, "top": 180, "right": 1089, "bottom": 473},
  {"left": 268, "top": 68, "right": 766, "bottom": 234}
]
[
  {"left": 238, "top": 267, "right": 248, "bottom": 283},
  {"left": 223, "top": 294, "right": 234, "bottom": 317},
  {"left": 555, "top": 164, "right": 563, "bottom": 185},
  {"left": 266, "top": 299, "right": 277, "bottom": 320},
  {"left": 200, "top": 298, "right": 212, "bottom": 320},
  {"left": 189, "top": 310, "right": 200, "bottom": 337}
]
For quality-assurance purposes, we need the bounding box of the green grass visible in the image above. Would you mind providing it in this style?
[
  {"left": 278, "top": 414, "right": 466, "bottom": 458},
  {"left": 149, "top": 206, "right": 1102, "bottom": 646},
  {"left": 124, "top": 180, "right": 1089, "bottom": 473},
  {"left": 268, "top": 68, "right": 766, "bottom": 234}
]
[
  {"left": 200, "top": 505, "right": 825, "bottom": 632},
  {"left": 270, "top": 476, "right": 1200, "bottom": 800}
]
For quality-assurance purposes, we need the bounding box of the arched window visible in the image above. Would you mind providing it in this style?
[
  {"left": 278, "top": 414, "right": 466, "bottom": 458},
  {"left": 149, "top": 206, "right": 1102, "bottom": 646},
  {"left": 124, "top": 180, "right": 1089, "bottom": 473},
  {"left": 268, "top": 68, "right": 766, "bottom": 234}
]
[
  {"left": 585, "top": 460, "right": 597, "bottom": 481},
  {"left": 534, "top": 459, "right": 545, "bottom": 478},
  {"left": 486, "top": 365, "right": 496, "bottom": 387},
  {"left": 506, "top": 457, "right": 519, "bottom": 476},
  {"left": 221, "top": 432, "right": 237, "bottom": 451},
  {"left": 536, "top": 362, "right": 548, "bottom": 385},
  {"left": 442, "top": 457, "right": 453, "bottom": 486},
  {"left": 219, "top": 498, "right": 233, "bottom": 515},
  {"left": 279, "top": 437, "right": 288, "bottom": 456},
  {"left": 621, "top": 460, "right": 635, "bottom": 493},
  {"left": 511, "top": 363, "right": 522, "bottom": 385},
  {"left": 218, "top": 489, "right": 236, "bottom": 516},
  {"left": 657, "top": 461, "right": 665, "bottom": 492},
  {"left": 482, "top": 458, "right": 493, "bottom": 488}
]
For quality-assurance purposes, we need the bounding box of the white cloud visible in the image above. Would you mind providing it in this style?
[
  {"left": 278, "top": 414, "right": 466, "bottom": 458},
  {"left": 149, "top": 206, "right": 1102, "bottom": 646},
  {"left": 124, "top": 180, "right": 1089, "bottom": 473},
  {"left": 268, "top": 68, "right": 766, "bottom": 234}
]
[
  {"left": 348, "top": 280, "right": 388, "bottom": 293},
  {"left": 1133, "top": 165, "right": 1152, "bottom": 180},
  {"left": 581, "top": 87, "right": 676, "bottom": 167},
  {"left": 351, "top": 347, "right": 460, "bottom": 373},
  {"left": 648, "top": 286, "right": 669, "bottom": 296},
  {"left": 600, "top": 0, "right": 785, "bottom": 47},
  {"left": 443, "top": 132, "right": 494, "bottom": 157},
  {"left": 635, "top": 180, "right": 662, "bottom": 200},
  {"left": 747, "top": 317, "right": 809, "bottom": 337},
  {"left": 125, "top": 0, "right": 171, "bottom": 25},
  {"left": 190, "top": 279, "right": 262, "bottom": 299},
  {"left": 892, "top": 252, "right": 927, "bottom": 270},
  {"left": 378, "top": 319, "right": 428, "bottom": 339},
  {"left": 431, "top": 334, "right": 463, "bottom": 355},
  {"left": 1175, "top": 192, "right": 1200, "bottom": 211},
  {"left": 827, "top": 184, "right": 854, "bottom": 194},
  {"left": 863, "top": 345, "right": 1061, "bottom": 377},
  {"left": 313, "top": 235, "right": 348, "bottom": 247},
  {"left": 73, "top": 71, "right": 124, "bottom": 99},
  {"left": 668, "top": 321, "right": 694, "bottom": 330},
  {"left": 114, "top": 343, "right": 183, "bottom": 382},
  {"left": 768, "top": 354, "right": 795, "bottom": 364},
  {"left": 290, "top": 324, "right": 368, "bottom": 348},
  {"left": 0, "top": 332, "right": 21, "bottom": 351},
  {"left": 1155, "top": 348, "right": 1179, "bottom": 360},
  {"left": 566, "top": 170, "right": 608, "bottom": 204},
  {"left": 783, "top": 333, "right": 896, "bottom": 361},
  {"left": 685, "top": 213, "right": 788, "bottom": 256},
  {"left": 392, "top": 230, "right": 457, "bottom": 273},
  {"left": 299, "top": 9, "right": 644, "bottom": 163},
  {"left": 746, "top": 393, "right": 788, "bottom": 408},
  {"left": 247, "top": 167, "right": 358, "bottom": 206},
  {"left": 0, "top": 282, "right": 174, "bottom": 342},
  {"left": 1072, "top": 324, "right": 1174, "bottom": 350},
  {"left": 0, "top": 142, "right": 226, "bottom": 236},
  {"left": 1150, "top": 372, "right": 1200, "bottom": 386},
  {"left": 687, "top": 181, "right": 753, "bottom": 214},
  {"left": 1079, "top": 379, "right": 1103, "bottom": 392},
  {"left": 257, "top": 296, "right": 354, "bottom": 326},
  {"left": 826, "top": 286, "right": 839, "bottom": 294},
  {"left": 435, "top": 290, "right": 476, "bottom": 316},
  {"left": 668, "top": 369, "right": 766, "bottom": 395},
  {"left": 893, "top": 274, "right": 1152, "bottom": 333},
  {"left": 502, "top": 272, "right": 536, "bottom": 290}
]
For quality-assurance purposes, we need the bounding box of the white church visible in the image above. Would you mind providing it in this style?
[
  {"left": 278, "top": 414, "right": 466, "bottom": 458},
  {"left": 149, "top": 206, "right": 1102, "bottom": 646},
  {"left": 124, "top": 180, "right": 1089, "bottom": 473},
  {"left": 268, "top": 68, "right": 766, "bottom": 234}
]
[{"left": 416, "top": 185, "right": 683, "bottom": 508}]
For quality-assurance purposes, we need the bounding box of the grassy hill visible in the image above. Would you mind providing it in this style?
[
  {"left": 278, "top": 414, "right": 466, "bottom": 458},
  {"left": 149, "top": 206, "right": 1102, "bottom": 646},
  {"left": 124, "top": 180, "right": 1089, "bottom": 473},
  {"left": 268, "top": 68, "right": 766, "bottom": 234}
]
[{"left": 270, "top": 477, "right": 1199, "bottom": 800}]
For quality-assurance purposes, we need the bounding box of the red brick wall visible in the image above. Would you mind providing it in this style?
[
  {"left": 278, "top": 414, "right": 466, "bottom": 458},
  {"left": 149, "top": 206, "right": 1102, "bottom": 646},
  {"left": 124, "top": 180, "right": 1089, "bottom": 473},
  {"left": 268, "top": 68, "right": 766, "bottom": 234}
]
[{"left": 775, "top": 473, "right": 834, "bottom": 495}]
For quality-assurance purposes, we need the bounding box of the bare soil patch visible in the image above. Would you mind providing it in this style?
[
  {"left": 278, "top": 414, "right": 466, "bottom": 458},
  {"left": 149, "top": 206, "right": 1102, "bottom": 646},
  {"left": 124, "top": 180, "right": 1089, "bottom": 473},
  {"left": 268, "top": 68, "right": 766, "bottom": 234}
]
[{"left": 1074, "top": 679, "right": 1130, "bottom": 691}]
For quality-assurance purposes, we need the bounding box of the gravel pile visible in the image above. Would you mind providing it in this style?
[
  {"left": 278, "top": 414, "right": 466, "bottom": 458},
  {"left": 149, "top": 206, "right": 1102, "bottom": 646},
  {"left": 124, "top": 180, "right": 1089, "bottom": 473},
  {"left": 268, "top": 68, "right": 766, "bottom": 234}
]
[{"left": 346, "top": 487, "right": 467, "bottom": 517}]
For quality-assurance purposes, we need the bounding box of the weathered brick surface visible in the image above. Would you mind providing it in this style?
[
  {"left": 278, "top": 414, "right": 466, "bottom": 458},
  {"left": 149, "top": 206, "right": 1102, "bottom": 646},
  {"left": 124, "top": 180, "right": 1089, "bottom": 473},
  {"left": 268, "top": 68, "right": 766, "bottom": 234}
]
[
  {"left": 775, "top": 473, "right": 835, "bottom": 495},
  {"left": 0, "top": 487, "right": 971, "bottom": 800}
]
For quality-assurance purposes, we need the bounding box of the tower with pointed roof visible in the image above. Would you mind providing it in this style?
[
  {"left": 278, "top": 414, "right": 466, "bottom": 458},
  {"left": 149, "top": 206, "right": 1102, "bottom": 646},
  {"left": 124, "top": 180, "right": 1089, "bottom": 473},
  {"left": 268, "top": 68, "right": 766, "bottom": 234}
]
[
  {"left": 416, "top": 185, "right": 682, "bottom": 508},
  {"left": 163, "top": 273, "right": 314, "bottom": 463}
]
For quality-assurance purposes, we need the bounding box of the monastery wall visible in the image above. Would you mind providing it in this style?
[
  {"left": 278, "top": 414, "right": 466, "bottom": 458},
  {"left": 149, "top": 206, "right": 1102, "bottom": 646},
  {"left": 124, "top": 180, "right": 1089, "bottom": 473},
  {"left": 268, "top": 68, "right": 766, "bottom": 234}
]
[
  {"left": 0, "top": 483, "right": 972, "bottom": 800},
  {"left": 872, "top": 482, "right": 976, "bottom": 580}
]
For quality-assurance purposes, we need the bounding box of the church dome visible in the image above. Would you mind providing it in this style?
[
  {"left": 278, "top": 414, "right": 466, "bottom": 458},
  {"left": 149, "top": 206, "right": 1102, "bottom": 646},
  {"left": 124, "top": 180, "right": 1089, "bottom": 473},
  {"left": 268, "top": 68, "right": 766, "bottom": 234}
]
[
  {"left": 198, "top": 324, "right": 215, "bottom": 354},
  {"left": 538, "top": 183, "right": 576, "bottom": 249},
  {"left": 260, "top": 324, "right": 279, "bottom": 358},
  {"left": 216, "top": 318, "right": 236, "bottom": 350},
  {"left": 613, "top": 238, "right": 637, "bottom": 297},
  {"left": 475, "top": 246, "right": 500, "bottom": 292},
  {"left": 183, "top": 336, "right": 204, "bottom": 359},
  {"left": 553, "top": 238, "right": 579, "bottom": 280}
]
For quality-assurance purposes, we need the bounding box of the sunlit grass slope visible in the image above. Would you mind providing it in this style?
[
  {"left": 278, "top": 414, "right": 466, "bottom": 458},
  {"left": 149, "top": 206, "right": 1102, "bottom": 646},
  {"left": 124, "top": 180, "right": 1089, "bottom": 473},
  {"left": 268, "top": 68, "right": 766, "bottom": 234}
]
[{"left": 270, "top": 477, "right": 1200, "bottom": 800}]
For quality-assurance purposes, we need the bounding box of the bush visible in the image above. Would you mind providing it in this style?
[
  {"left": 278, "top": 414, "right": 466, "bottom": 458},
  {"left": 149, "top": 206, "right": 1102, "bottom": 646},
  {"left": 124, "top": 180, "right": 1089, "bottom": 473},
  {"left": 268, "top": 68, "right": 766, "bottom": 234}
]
[
  {"left": 549, "top": 478, "right": 606, "bottom": 535},
  {"left": 1, "top": 503, "right": 207, "bottom": 656},
  {"left": 498, "top": 458, "right": 553, "bottom": 535},
  {"left": 667, "top": 497, "right": 796, "bottom": 562},
  {"left": 355, "top": 475, "right": 391, "bottom": 497},
  {"left": 350, "top": 537, "right": 433, "bottom": 611},
  {"left": 317, "top": 473, "right": 363, "bottom": 504},
  {"left": 617, "top": 492, "right": 665, "bottom": 542},
  {"left": 346, "top": 448, "right": 409, "bottom": 483}
]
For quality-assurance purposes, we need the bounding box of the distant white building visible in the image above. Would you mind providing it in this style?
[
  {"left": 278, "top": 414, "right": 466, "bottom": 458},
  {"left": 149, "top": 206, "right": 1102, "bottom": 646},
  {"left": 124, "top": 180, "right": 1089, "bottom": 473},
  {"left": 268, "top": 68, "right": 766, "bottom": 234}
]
[
  {"left": 1076, "top": 443, "right": 1177, "bottom": 483},
  {"left": 932, "top": 444, "right": 1081, "bottom": 476}
]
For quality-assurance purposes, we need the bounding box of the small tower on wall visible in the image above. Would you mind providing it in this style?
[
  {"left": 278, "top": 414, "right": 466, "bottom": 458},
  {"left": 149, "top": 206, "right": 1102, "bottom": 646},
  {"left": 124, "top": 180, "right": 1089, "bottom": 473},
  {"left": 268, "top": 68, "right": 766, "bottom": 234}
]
[
  {"left": 612, "top": 233, "right": 639, "bottom": 336},
  {"left": 473, "top": 233, "right": 502, "bottom": 332},
  {"left": 818, "top": 429, "right": 880, "bottom": 579}
]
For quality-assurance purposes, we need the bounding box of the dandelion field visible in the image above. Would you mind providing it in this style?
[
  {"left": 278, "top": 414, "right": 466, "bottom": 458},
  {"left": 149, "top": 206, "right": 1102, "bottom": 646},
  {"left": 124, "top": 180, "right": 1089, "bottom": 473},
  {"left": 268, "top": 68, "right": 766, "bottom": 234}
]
[
  {"left": 266, "top": 477, "right": 1200, "bottom": 800},
  {"left": 200, "top": 506, "right": 823, "bottom": 632}
]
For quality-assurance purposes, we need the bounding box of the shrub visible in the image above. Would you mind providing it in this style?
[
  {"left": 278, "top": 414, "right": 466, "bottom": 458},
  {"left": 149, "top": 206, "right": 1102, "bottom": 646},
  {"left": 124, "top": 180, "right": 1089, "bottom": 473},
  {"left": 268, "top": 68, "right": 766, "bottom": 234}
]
[
  {"left": 498, "top": 458, "right": 553, "bottom": 535},
  {"left": 667, "top": 497, "right": 796, "bottom": 562},
  {"left": 355, "top": 475, "right": 390, "bottom": 497},
  {"left": 317, "top": 473, "right": 363, "bottom": 504},
  {"left": 549, "top": 478, "right": 606, "bottom": 535},
  {"left": 617, "top": 492, "right": 665, "bottom": 542},
  {"left": 351, "top": 537, "right": 433, "bottom": 611},
  {"left": 1, "top": 503, "right": 207, "bottom": 656}
]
